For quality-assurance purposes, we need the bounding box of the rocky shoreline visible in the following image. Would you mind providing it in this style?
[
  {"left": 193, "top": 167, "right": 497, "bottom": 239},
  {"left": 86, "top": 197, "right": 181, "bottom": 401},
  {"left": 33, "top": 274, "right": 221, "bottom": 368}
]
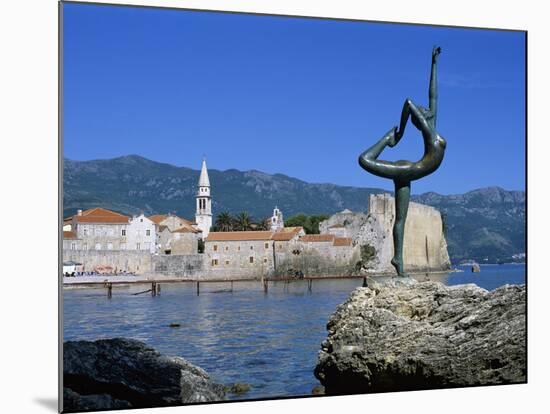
[
  {"left": 314, "top": 278, "right": 526, "bottom": 394},
  {"left": 63, "top": 338, "right": 225, "bottom": 412}
]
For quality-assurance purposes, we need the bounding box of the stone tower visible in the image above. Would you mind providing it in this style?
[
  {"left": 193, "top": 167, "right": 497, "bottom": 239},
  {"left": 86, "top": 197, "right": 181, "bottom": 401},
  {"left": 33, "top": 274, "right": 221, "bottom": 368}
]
[
  {"left": 270, "top": 207, "right": 284, "bottom": 232},
  {"left": 195, "top": 159, "right": 212, "bottom": 238}
]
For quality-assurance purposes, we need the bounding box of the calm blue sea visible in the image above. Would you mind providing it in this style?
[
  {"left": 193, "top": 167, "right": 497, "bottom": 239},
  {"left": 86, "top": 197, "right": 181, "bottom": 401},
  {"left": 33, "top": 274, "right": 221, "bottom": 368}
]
[{"left": 63, "top": 263, "right": 525, "bottom": 401}]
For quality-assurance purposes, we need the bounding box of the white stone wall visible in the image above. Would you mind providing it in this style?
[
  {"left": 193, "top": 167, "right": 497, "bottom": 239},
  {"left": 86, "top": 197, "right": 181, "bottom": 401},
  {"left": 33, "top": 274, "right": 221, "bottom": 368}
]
[
  {"left": 73, "top": 222, "right": 129, "bottom": 251},
  {"left": 126, "top": 214, "right": 157, "bottom": 253},
  {"left": 170, "top": 232, "right": 199, "bottom": 255},
  {"left": 62, "top": 250, "right": 153, "bottom": 274}
]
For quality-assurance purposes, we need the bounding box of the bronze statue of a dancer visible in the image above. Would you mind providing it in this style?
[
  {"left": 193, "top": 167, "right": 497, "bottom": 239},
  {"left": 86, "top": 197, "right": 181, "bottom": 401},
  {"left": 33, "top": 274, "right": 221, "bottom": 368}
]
[{"left": 358, "top": 46, "right": 446, "bottom": 277}]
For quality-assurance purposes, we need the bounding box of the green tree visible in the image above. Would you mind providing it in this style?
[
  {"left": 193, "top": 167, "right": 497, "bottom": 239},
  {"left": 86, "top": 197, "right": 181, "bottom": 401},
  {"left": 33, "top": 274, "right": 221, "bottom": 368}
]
[
  {"left": 254, "top": 217, "right": 271, "bottom": 231},
  {"left": 214, "top": 212, "right": 234, "bottom": 232},
  {"left": 233, "top": 211, "right": 254, "bottom": 231},
  {"left": 285, "top": 214, "right": 329, "bottom": 234}
]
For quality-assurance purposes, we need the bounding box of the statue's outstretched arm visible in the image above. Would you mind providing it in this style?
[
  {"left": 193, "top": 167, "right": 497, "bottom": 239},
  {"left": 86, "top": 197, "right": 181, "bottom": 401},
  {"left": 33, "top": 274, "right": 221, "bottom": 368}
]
[{"left": 429, "top": 46, "right": 441, "bottom": 125}]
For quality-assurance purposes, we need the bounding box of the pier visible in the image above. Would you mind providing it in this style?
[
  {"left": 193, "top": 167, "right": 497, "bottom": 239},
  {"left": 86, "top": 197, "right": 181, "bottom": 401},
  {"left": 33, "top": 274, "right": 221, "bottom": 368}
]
[
  {"left": 63, "top": 270, "right": 454, "bottom": 297},
  {"left": 63, "top": 274, "right": 372, "bottom": 297}
]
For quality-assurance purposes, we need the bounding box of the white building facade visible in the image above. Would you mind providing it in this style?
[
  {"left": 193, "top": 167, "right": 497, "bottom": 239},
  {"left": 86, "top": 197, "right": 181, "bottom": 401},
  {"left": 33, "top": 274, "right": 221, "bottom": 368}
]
[{"left": 126, "top": 214, "right": 157, "bottom": 253}]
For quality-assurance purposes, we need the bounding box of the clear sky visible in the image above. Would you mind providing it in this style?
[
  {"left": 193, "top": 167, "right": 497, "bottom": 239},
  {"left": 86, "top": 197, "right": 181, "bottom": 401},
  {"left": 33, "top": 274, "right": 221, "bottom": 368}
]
[{"left": 63, "top": 2, "right": 526, "bottom": 195}]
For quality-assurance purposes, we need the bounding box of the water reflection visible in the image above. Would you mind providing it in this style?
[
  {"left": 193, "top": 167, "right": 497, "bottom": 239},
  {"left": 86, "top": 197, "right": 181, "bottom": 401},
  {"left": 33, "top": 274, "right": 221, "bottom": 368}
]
[{"left": 63, "top": 264, "right": 525, "bottom": 401}]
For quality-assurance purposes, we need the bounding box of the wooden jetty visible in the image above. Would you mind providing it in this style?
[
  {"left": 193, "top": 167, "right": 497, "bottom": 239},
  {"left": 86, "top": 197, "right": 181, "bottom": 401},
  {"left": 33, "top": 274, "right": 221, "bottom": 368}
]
[{"left": 63, "top": 274, "right": 369, "bottom": 297}]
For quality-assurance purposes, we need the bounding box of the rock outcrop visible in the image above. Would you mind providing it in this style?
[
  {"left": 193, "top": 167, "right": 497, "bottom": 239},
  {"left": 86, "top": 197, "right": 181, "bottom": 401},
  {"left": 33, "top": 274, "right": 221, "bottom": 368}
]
[
  {"left": 63, "top": 338, "right": 225, "bottom": 412},
  {"left": 314, "top": 279, "right": 526, "bottom": 394}
]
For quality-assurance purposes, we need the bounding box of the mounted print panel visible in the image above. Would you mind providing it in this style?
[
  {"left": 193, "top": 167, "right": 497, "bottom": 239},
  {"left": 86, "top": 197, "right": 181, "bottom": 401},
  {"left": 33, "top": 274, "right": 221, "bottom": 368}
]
[{"left": 60, "top": 1, "right": 526, "bottom": 412}]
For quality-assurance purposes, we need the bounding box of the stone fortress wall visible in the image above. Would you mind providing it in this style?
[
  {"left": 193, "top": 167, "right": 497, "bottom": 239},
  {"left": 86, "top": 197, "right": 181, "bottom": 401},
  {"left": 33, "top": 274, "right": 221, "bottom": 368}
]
[
  {"left": 152, "top": 254, "right": 203, "bottom": 278},
  {"left": 63, "top": 250, "right": 153, "bottom": 274},
  {"left": 272, "top": 238, "right": 359, "bottom": 277},
  {"left": 351, "top": 194, "right": 451, "bottom": 274}
]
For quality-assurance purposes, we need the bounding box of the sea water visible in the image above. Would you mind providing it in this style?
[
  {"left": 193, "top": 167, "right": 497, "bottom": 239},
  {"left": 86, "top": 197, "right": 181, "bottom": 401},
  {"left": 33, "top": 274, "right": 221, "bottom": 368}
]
[{"left": 63, "top": 263, "right": 525, "bottom": 401}]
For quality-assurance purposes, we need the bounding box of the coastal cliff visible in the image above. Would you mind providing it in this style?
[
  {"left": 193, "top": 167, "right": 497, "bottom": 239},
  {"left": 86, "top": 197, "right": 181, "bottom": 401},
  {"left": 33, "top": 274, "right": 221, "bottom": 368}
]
[
  {"left": 314, "top": 279, "right": 526, "bottom": 394},
  {"left": 63, "top": 338, "right": 225, "bottom": 412}
]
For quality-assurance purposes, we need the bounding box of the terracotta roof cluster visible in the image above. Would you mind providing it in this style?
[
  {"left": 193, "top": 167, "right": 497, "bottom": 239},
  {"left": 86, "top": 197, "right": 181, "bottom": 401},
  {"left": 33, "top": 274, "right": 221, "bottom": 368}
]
[
  {"left": 300, "top": 234, "right": 335, "bottom": 243},
  {"left": 271, "top": 226, "right": 304, "bottom": 241},
  {"left": 207, "top": 226, "right": 304, "bottom": 242},
  {"left": 148, "top": 214, "right": 200, "bottom": 233},
  {"left": 206, "top": 231, "right": 274, "bottom": 242},
  {"left": 333, "top": 237, "right": 352, "bottom": 247},
  {"left": 298, "top": 234, "right": 352, "bottom": 246},
  {"left": 63, "top": 231, "right": 78, "bottom": 239},
  {"left": 148, "top": 214, "right": 168, "bottom": 224},
  {"left": 72, "top": 208, "right": 130, "bottom": 224},
  {"left": 172, "top": 227, "right": 198, "bottom": 234}
]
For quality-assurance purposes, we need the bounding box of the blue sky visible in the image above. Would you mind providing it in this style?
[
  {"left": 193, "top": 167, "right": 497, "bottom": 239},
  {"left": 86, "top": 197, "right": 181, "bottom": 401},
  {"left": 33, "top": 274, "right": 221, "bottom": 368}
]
[{"left": 63, "top": 3, "right": 526, "bottom": 195}]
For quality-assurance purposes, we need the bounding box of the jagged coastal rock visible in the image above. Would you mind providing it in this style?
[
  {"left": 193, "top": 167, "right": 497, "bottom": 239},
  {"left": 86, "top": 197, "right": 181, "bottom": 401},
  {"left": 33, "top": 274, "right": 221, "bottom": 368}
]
[
  {"left": 63, "top": 338, "right": 225, "bottom": 412},
  {"left": 314, "top": 279, "right": 526, "bottom": 394}
]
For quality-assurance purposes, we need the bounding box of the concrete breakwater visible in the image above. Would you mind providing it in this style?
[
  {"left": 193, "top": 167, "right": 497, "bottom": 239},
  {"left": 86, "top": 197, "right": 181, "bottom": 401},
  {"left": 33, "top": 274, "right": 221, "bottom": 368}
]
[{"left": 314, "top": 278, "right": 526, "bottom": 394}]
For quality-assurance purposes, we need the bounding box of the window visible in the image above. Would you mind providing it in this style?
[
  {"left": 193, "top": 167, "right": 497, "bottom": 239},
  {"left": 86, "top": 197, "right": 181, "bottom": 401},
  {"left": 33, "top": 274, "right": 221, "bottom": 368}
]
[
  {"left": 278, "top": 245, "right": 282, "bottom": 250},
  {"left": 263, "top": 258, "right": 267, "bottom": 263},
  {"left": 250, "top": 245, "right": 254, "bottom": 250},
  {"left": 212, "top": 259, "right": 218, "bottom": 266},
  {"left": 264, "top": 242, "right": 269, "bottom": 249},
  {"left": 71, "top": 243, "right": 76, "bottom": 250},
  {"left": 140, "top": 218, "right": 143, "bottom": 222},
  {"left": 83, "top": 243, "right": 87, "bottom": 251},
  {"left": 225, "top": 246, "right": 229, "bottom": 251},
  {"left": 121, "top": 229, "right": 126, "bottom": 236},
  {"left": 136, "top": 243, "right": 141, "bottom": 250},
  {"left": 213, "top": 245, "right": 218, "bottom": 252},
  {"left": 249, "top": 256, "right": 254, "bottom": 264},
  {"left": 225, "top": 260, "right": 230, "bottom": 265},
  {"left": 83, "top": 228, "right": 87, "bottom": 236},
  {"left": 237, "top": 246, "right": 240, "bottom": 251},
  {"left": 146, "top": 229, "right": 151, "bottom": 236}
]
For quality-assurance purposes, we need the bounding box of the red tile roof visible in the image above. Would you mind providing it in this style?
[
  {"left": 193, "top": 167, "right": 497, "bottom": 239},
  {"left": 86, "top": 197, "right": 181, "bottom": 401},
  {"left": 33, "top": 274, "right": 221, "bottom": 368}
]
[
  {"left": 206, "top": 231, "right": 274, "bottom": 242},
  {"left": 63, "top": 231, "right": 78, "bottom": 239},
  {"left": 333, "top": 237, "right": 352, "bottom": 247},
  {"left": 148, "top": 214, "right": 168, "bottom": 224},
  {"left": 172, "top": 226, "right": 201, "bottom": 234},
  {"left": 271, "top": 226, "right": 304, "bottom": 241},
  {"left": 300, "top": 234, "right": 335, "bottom": 243},
  {"left": 149, "top": 214, "right": 195, "bottom": 226},
  {"left": 73, "top": 208, "right": 130, "bottom": 224}
]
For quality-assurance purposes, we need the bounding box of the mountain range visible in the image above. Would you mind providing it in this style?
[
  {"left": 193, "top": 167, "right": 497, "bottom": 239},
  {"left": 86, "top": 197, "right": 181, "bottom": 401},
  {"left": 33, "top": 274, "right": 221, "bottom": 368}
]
[{"left": 63, "top": 155, "right": 525, "bottom": 264}]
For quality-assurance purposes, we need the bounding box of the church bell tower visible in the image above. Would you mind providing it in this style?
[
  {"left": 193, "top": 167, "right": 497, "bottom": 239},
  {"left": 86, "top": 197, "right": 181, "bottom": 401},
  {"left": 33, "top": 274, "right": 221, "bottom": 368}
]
[{"left": 195, "top": 159, "right": 212, "bottom": 238}]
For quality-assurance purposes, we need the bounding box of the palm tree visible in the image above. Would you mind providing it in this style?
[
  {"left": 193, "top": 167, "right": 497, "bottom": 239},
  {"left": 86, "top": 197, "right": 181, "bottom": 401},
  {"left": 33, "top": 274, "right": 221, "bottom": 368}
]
[
  {"left": 215, "top": 212, "right": 234, "bottom": 232},
  {"left": 233, "top": 211, "right": 253, "bottom": 231},
  {"left": 255, "top": 217, "right": 271, "bottom": 231}
]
